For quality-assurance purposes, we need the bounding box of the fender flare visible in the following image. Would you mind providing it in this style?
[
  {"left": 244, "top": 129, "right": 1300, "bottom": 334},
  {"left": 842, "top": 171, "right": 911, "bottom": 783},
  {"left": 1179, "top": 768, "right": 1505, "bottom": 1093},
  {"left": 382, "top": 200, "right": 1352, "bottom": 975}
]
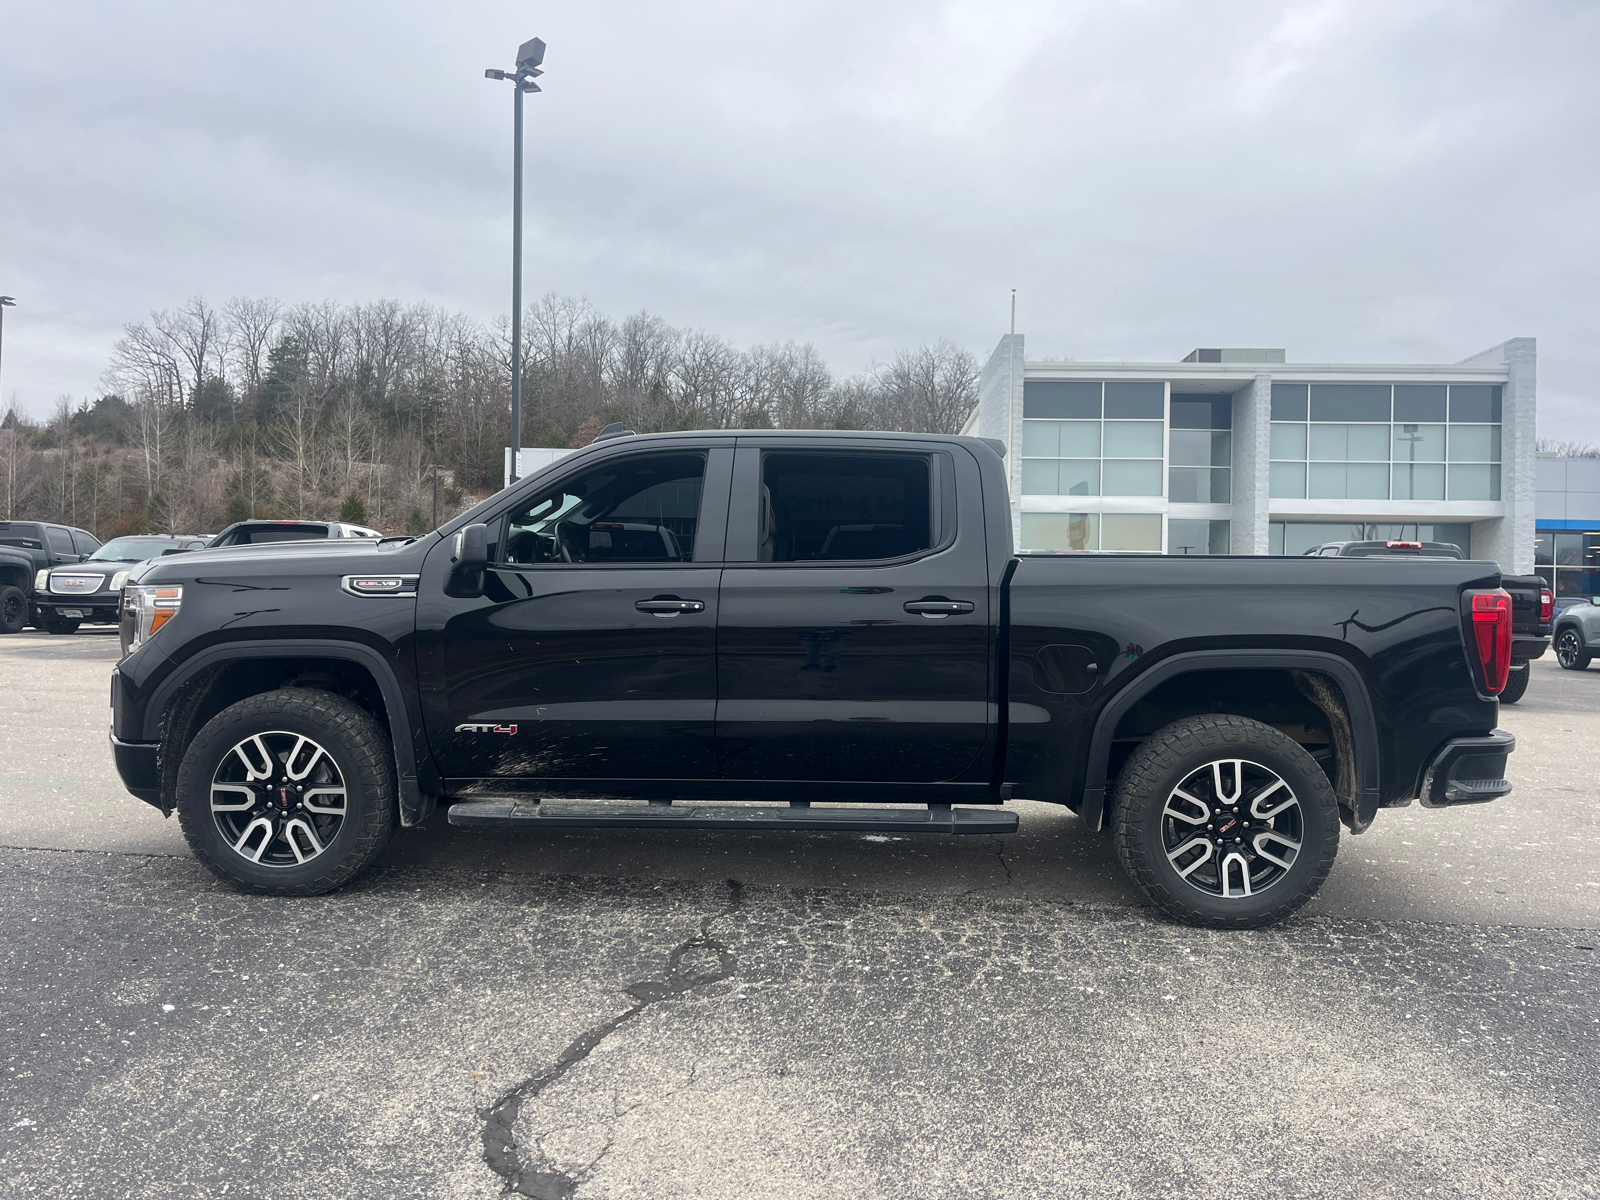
[
  {"left": 1077, "top": 649, "right": 1382, "bottom": 834},
  {"left": 144, "top": 638, "right": 437, "bottom": 826}
]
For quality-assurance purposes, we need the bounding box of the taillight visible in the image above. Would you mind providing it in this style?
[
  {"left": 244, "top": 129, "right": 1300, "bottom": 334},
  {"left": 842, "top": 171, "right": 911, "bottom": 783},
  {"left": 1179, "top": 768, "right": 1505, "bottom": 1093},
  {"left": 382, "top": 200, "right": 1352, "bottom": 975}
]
[
  {"left": 1466, "top": 588, "right": 1512, "bottom": 695},
  {"left": 1540, "top": 590, "right": 1554, "bottom": 624},
  {"left": 1386, "top": 541, "right": 1423, "bottom": 549}
]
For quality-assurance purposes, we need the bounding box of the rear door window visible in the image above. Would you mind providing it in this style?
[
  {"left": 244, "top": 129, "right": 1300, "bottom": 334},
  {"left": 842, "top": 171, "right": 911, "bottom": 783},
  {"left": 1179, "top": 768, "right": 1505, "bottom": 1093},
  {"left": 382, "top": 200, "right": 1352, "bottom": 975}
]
[
  {"left": 72, "top": 530, "right": 101, "bottom": 555},
  {"left": 758, "top": 452, "right": 933, "bottom": 562},
  {"left": 46, "top": 527, "right": 75, "bottom": 555}
]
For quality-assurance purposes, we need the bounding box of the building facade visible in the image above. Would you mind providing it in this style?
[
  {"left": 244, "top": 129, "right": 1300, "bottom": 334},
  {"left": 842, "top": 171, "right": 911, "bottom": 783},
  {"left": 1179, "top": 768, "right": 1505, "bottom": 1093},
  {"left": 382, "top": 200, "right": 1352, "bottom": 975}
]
[
  {"left": 1535, "top": 455, "right": 1600, "bottom": 601},
  {"left": 964, "top": 337, "right": 1536, "bottom": 572}
]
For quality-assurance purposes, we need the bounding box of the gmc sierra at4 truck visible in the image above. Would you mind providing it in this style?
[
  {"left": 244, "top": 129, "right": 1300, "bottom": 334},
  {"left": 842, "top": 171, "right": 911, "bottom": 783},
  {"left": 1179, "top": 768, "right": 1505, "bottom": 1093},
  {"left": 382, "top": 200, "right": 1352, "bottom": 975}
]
[{"left": 109, "top": 429, "right": 1517, "bottom": 928}]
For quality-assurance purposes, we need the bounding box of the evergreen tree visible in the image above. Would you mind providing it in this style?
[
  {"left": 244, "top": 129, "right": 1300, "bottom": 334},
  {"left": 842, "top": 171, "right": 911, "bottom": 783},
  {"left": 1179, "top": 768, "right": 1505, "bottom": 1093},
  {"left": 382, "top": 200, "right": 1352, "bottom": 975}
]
[{"left": 339, "top": 490, "right": 368, "bottom": 525}]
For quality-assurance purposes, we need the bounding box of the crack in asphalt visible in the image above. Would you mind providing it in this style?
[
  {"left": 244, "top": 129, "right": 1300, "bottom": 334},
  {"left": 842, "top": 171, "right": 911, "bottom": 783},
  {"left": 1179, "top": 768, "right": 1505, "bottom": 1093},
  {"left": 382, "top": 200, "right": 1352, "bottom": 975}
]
[
  {"left": 479, "top": 878, "right": 744, "bottom": 1198},
  {"left": 993, "top": 838, "right": 1015, "bottom": 887}
]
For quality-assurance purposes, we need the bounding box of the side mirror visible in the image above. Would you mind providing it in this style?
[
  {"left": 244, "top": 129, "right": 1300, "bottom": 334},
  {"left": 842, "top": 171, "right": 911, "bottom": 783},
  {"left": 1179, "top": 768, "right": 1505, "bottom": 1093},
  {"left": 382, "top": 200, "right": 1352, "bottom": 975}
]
[{"left": 446, "top": 523, "right": 489, "bottom": 598}]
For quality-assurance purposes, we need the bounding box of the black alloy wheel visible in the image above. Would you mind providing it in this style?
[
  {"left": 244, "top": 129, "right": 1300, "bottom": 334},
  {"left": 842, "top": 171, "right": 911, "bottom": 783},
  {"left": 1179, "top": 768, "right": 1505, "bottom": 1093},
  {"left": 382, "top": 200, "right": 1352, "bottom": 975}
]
[
  {"left": 0, "top": 586, "right": 26, "bottom": 635},
  {"left": 1555, "top": 628, "right": 1592, "bottom": 671},
  {"left": 177, "top": 688, "right": 397, "bottom": 895},
  {"left": 1113, "top": 713, "right": 1340, "bottom": 929}
]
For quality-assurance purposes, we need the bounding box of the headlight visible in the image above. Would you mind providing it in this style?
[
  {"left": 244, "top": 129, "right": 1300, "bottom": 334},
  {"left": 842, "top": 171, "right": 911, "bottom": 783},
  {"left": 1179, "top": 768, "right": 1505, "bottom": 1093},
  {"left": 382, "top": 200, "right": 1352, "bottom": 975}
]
[
  {"left": 125, "top": 584, "right": 183, "bottom": 649},
  {"left": 35, "top": 569, "right": 49, "bottom": 592},
  {"left": 110, "top": 570, "right": 129, "bottom": 590}
]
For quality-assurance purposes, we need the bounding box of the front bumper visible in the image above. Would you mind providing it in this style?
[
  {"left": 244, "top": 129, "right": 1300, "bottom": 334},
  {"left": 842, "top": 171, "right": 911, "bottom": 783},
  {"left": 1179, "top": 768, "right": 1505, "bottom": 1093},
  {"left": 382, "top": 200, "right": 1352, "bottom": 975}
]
[
  {"left": 110, "top": 734, "right": 162, "bottom": 809},
  {"left": 1419, "top": 729, "right": 1515, "bottom": 808},
  {"left": 36, "top": 591, "right": 122, "bottom": 622}
]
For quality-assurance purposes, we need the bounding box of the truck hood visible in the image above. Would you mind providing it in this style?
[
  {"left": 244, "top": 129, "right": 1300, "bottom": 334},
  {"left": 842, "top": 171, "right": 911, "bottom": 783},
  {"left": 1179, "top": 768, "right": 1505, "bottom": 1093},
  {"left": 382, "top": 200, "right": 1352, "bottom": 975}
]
[{"left": 126, "top": 535, "right": 437, "bottom": 586}]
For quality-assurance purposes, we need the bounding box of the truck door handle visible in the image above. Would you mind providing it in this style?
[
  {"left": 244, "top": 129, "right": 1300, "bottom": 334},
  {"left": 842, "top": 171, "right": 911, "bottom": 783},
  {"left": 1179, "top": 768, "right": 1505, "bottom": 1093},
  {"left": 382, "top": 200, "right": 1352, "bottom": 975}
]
[
  {"left": 903, "top": 597, "right": 975, "bottom": 618},
  {"left": 635, "top": 596, "right": 705, "bottom": 615}
]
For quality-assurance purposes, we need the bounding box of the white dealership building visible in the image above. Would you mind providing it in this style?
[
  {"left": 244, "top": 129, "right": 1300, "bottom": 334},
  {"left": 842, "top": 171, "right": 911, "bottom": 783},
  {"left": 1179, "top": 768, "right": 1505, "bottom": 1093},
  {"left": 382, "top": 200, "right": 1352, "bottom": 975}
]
[{"left": 963, "top": 337, "right": 1536, "bottom": 572}]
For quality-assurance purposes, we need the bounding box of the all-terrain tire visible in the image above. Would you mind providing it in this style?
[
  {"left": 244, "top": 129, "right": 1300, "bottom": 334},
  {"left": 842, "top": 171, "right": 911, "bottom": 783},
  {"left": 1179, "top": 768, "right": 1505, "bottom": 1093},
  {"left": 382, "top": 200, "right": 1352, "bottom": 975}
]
[
  {"left": 0, "top": 586, "right": 26, "bottom": 634},
  {"left": 176, "top": 688, "right": 397, "bottom": 896},
  {"left": 1112, "top": 713, "right": 1341, "bottom": 929},
  {"left": 1555, "top": 628, "right": 1591, "bottom": 672},
  {"left": 1499, "top": 661, "right": 1530, "bottom": 704},
  {"left": 42, "top": 616, "right": 80, "bottom": 635}
]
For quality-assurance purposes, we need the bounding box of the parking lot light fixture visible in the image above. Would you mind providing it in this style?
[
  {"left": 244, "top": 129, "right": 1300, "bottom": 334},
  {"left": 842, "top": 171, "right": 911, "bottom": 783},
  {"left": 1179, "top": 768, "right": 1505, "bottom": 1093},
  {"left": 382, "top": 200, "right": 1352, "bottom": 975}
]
[
  {"left": 484, "top": 38, "right": 546, "bottom": 482},
  {"left": 0, "top": 296, "right": 15, "bottom": 414}
]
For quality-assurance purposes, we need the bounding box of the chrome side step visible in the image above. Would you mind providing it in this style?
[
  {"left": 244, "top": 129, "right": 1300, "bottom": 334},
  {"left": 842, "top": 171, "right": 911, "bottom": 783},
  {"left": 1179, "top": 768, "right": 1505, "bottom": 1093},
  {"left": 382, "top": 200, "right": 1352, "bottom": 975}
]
[{"left": 445, "top": 800, "right": 1017, "bottom": 835}]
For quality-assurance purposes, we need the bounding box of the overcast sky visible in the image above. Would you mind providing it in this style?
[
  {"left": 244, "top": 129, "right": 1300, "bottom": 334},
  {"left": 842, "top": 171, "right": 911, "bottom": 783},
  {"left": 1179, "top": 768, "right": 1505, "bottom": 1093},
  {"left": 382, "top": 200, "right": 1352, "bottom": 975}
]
[{"left": 2, "top": 0, "right": 1597, "bottom": 438}]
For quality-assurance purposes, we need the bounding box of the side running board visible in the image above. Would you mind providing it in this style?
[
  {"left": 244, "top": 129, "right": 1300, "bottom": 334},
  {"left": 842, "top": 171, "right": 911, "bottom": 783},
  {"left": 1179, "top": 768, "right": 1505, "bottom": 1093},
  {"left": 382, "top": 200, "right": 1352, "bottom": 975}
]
[{"left": 446, "top": 800, "right": 1017, "bottom": 835}]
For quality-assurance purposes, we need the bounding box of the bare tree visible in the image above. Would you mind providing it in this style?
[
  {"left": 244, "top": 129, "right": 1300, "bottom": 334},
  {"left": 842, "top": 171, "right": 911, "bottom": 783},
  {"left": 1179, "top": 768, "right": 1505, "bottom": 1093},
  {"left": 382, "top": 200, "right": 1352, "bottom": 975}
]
[
  {"left": 873, "top": 340, "right": 979, "bottom": 433},
  {"left": 1537, "top": 438, "right": 1600, "bottom": 458},
  {"left": 225, "top": 295, "right": 282, "bottom": 404}
]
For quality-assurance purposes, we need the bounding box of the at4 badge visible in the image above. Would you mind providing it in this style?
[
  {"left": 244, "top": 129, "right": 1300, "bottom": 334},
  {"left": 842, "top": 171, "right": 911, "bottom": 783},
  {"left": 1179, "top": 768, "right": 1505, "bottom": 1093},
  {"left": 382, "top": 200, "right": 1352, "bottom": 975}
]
[{"left": 454, "top": 723, "right": 519, "bottom": 734}]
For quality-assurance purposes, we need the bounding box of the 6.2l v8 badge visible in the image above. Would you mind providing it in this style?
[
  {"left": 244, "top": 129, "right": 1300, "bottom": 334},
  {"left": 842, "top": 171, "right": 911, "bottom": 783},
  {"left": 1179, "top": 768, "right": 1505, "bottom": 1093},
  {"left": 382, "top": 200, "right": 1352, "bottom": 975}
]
[{"left": 455, "top": 723, "right": 518, "bottom": 735}]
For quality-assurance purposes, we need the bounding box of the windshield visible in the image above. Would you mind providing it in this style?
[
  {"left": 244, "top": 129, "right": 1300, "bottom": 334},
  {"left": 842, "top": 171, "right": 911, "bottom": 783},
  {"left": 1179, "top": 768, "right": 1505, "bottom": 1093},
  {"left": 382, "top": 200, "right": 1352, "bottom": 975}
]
[{"left": 89, "top": 538, "right": 180, "bottom": 562}]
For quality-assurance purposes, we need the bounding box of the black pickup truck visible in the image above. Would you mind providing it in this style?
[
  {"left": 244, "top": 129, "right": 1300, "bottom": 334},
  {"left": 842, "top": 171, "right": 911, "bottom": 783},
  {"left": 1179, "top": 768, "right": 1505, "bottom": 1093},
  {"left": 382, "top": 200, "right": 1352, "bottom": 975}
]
[
  {"left": 0, "top": 520, "right": 102, "bottom": 634},
  {"left": 110, "top": 430, "right": 1517, "bottom": 928}
]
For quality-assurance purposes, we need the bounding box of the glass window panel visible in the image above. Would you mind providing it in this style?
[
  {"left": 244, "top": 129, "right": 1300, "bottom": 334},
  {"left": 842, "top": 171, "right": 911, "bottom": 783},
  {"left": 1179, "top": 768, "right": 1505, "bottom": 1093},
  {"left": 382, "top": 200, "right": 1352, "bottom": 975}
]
[
  {"left": 1021, "top": 512, "right": 1097, "bottom": 551},
  {"left": 1308, "top": 424, "right": 1349, "bottom": 461},
  {"left": 1270, "top": 422, "right": 1307, "bottom": 460},
  {"left": 1424, "top": 524, "right": 1471, "bottom": 555},
  {"left": 1101, "top": 513, "right": 1162, "bottom": 552},
  {"left": 1168, "top": 467, "right": 1207, "bottom": 503},
  {"left": 1058, "top": 460, "right": 1100, "bottom": 496},
  {"left": 1586, "top": 535, "right": 1600, "bottom": 568},
  {"left": 1208, "top": 520, "right": 1231, "bottom": 554},
  {"left": 1270, "top": 462, "right": 1306, "bottom": 498},
  {"left": 1023, "top": 381, "right": 1100, "bottom": 419},
  {"left": 1058, "top": 421, "right": 1101, "bottom": 457},
  {"left": 1169, "top": 430, "right": 1214, "bottom": 467},
  {"left": 1210, "top": 430, "right": 1233, "bottom": 466},
  {"left": 1270, "top": 384, "right": 1308, "bottom": 421},
  {"left": 1534, "top": 532, "right": 1554, "bottom": 567},
  {"left": 1347, "top": 463, "right": 1389, "bottom": 499},
  {"left": 1448, "top": 425, "right": 1497, "bottom": 462},
  {"left": 1392, "top": 462, "right": 1445, "bottom": 501},
  {"left": 1308, "top": 463, "right": 1347, "bottom": 499},
  {"left": 1446, "top": 464, "right": 1499, "bottom": 501},
  {"left": 1449, "top": 384, "right": 1502, "bottom": 424},
  {"left": 1102, "top": 420, "right": 1163, "bottom": 458},
  {"left": 1393, "top": 385, "right": 1448, "bottom": 423},
  {"left": 1101, "top": 459, "right": 1163, "bottom": 496},
  {"left": 1392, "top": 424, "right": 1445, "bottom": 462},
  {"left": 1346, "top": 424, "right": 1389, "bottom": 461},
  {"left": 1170, "top": 394, "right": 1232, "bottom": 430},
  {"left": 1209, "top": 467, "right": 1231, "bottom": 503},
  {"left": 1555, "top": 533, "right": 1584, "bottom": 566},
  {"left": 1310, "top": 384, "right": 1391, "bottom": 422},
  {"left": 1168, "top": 518, "right": 1218, "bottom": 555},
  {"left": 1103, "top": 382, "right": 1164, "bottom": 419},
  {"left": 1021, "top": 420, "right": 1059, "bottom": 457},
  {"left": 1535, "top": 566, "right": 1554, "bottom": 591},
  {"left": 1020, "top": 459, "right": 1059, "bottom": 494}
]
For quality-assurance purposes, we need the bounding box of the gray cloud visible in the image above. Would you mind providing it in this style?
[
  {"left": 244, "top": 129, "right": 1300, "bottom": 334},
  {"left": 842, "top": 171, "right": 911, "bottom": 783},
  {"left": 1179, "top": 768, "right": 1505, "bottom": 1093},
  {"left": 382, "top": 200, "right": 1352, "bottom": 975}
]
[{"left": 2, "top": 0, "right": 1596, "bottom": 438}]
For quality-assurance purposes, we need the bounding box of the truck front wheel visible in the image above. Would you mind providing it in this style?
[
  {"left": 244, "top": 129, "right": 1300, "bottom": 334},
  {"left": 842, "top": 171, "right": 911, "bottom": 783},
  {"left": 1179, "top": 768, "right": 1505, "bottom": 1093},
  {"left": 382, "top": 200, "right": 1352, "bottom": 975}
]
[
  {"left": 176, "top": 688, "right": 398, "bottom": 896},
  {"left": 1112, "top": 714, "right": 1340, "bottom": 929},
  {"left": 0, "top": 586, "right": 26, "bottom": 634}
]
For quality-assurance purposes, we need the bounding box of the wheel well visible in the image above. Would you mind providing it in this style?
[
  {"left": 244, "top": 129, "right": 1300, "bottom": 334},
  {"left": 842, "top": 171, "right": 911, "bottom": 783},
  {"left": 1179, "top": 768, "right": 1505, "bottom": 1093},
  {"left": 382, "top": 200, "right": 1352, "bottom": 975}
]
[
  {"left": 1108, "top": 668, "right": 1355, "bottom": 811},
  {"left": 157, "top": 657, "right": 393, "bottom": 814},
  {"left": 0, "top": 563, "right": 30, "bottom": 592}
]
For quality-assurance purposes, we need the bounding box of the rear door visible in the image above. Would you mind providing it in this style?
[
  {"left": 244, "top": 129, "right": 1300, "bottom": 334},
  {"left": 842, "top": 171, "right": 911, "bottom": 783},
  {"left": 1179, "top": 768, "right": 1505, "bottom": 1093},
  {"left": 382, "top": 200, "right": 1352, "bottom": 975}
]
[
  {"left": 416, "top": 443, "right": 732, "bottom": 787},
  {"left": 45, "top": 526, "right": 80, "bottom": 564},
  {"left": 714, "top": 439, "right": 993, "bottom": 783}
]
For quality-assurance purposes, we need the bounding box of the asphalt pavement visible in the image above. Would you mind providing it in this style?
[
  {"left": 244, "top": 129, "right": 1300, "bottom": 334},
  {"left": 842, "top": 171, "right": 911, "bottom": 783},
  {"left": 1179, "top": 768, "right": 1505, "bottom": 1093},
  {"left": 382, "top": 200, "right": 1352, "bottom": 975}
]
[{"left": 2, "top": 628, "right": 1597, "bottom": 1199}]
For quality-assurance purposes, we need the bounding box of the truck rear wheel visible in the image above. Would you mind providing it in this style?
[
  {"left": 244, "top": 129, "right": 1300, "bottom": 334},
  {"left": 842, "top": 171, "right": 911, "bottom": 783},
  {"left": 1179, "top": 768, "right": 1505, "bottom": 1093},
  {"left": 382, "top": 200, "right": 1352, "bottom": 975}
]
[
  {"left": 1112, "top": 714, "right": 1340, "bottom": 929},
  {"left": 0, "top": 586, "right": 26, "bottom": 634},
  {"left": 1499, "top": 661, "right": 1530, "bottom": 704},
  {"left": 176, "top": 688, "right": 398, "bottom": 896}
]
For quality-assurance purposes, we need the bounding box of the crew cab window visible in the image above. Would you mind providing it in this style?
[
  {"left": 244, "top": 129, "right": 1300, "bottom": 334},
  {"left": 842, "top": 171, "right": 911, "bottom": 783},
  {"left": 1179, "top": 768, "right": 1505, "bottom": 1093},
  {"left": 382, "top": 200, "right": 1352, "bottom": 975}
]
[
  {"left": 46, "top": 527, "right": 75, "bottom": 555},
  {"left": 72, "top": 530, "right": 101, "bottom": 555},
  {"left": 759, "top": 452, "right": 932, "bottom": 562},
  {"left": 500, "top": 453, "right": 705, "bottom": 565}
]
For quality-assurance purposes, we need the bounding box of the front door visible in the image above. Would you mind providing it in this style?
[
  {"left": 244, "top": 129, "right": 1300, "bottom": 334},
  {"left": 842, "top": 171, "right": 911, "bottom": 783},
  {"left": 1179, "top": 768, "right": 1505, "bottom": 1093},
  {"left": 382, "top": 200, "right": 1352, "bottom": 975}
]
[
  {"left": 714, "top": 441, "right": 993, "bottom": 783},
  {"left": 416, "top": 446, "right": 730, "bottom": 788}
]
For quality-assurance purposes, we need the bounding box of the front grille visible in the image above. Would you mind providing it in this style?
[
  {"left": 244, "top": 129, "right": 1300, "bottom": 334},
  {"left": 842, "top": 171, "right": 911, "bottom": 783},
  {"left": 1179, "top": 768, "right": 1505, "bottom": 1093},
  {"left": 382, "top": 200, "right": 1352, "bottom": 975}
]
[{"left": 50, "top": 574, "right": 106, "bottom": 595}]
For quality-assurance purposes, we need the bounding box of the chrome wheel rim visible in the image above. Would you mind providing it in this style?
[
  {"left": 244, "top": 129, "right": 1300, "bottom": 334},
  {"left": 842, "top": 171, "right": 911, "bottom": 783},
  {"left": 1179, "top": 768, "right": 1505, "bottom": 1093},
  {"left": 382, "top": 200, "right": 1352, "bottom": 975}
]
[
  {"left": 1161, "top": 759, "right": 1304, "bottom": 899},
  {"left": 1556, "top": 630, "right": 1582, "bottom": 668},
  {"left": 211, "top": 732, "right": 347, "bottom": 868}
]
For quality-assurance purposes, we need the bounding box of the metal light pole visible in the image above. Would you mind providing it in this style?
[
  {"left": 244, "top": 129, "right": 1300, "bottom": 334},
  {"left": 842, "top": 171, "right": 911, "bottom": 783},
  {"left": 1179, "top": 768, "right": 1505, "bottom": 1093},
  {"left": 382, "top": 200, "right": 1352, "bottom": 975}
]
[
  {"left": 485, "top": 37, "right": 545, "bottom": 483},
  {"left": 0, "top": 297, "right": 15, "bottom": 415}
]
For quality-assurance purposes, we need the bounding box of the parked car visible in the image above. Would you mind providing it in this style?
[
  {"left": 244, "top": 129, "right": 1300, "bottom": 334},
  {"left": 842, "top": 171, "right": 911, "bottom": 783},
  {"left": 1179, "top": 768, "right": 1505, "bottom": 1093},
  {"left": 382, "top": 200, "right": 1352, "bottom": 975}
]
[
  {"left": 0, "top": 520, "right": 101, "bottom": 634},
  {"left": 1304, "top": 540, "right": 1550, "bottom": 703},
  {"left": 36, "top": 535, "right": 207, "bottom": 634},
  {"left": 1553, "top": 600, "right": 1600, "bottom": 671},
  {"left": 110, "top": 430, "right": 1516, "bottom": 928},
  {"left": 205, "top": 519, "right": 382, "bottom": 547}
]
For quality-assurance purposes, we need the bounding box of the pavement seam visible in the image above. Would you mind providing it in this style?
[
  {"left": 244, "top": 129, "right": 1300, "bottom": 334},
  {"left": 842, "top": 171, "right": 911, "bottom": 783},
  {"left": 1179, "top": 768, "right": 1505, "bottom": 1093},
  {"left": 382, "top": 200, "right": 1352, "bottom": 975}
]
[{"left": 478, "top": 878, "right": 744, "bottom": 1198}]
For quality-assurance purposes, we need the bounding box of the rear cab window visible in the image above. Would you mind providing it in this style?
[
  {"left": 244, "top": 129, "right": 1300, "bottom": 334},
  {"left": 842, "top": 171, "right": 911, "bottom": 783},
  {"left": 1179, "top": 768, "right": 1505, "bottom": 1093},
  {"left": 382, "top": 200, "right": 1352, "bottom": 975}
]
[
  {"left": 46, "top": 527, "right": 75, "bottom": 555},
  {"left": 758, "top": 451, "right": 935, "bottom": 562}
]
